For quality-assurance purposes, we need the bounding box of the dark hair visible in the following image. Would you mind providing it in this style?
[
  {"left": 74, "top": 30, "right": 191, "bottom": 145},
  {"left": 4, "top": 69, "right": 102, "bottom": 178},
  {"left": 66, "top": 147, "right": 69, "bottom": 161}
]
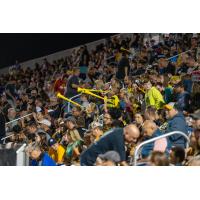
[
  {"left": 171, "top": 146, "right": 185, "bottom": 163},
  {"left": 112, "top": 120, "right": 124, "bottom": 128},
  {"left": 108, "top": 108, "right": 122, "bottom": 120},
  {"left": 144, "top": 106, "right": 157, "bottom": 120},
  {"left": 150, "top": 151, "right": 169, "bottom": 166},
  {"left": 13, "top": 125, "right": 22, "bottom": 133}
]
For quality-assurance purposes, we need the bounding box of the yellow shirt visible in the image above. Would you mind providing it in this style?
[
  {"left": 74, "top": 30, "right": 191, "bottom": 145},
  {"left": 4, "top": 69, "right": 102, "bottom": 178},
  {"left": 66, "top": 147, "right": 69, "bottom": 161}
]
[
  {"left": 145, "top": 86, "right": 165, "bottom": 109},
  {"left": 49, "top": 144, "right": 65, "bottom": 163}
]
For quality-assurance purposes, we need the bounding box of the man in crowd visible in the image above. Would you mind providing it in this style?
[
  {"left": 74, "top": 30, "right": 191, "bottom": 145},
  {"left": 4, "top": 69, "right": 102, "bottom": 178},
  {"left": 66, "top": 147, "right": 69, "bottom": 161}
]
[
  {"left": 144, "top": 81, "right": 165, "bottom": 110},
  {"left": 190, "top": 110, "right": 200, "bottom": 131},
  {"left": 27, "top": 122, "right": 51, "bottom": 143},
  {"left": 141, "top": 120, "right": 169, "bottom": 159},
  {"left": 71, "top": 106, "right": 86, "bottom": 129},
  {"left": 80, "top": 124, "right": 140, "bottom": 166},
  {"left": 116, "top": 51, "right": 130, "bottom": 81},
  {"left": 95, "top": 151, "right": 121, "bottom": 166},
  {"left": 164, "top": 102, "right": 188, "bottom": 148},
  {"left": 89, "top": 122, "right": 104, "bottom": 142},
  {"left": 5, "top": 77, "right": 17, "bottom": 108},
  {"left": 29, "top": 144, "right": 56, "bottom": 166},
  {"left": 169, "top": 146, "right": 185, "bottom": 166},
  {"left": 103, "top": 112, "right": 113, "bottom": 132},
  {"left": 65, "top": 67, "right": 80, "bottom": 98},
  {"left": 173, "top": 81, "right": 191, "bottom": 112}
]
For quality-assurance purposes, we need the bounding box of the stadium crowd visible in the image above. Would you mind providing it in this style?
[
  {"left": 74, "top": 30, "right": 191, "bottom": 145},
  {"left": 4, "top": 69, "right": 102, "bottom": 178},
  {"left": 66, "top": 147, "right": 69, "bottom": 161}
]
[{"left": 0, "top": 33, "right": 200, "bottom": 166}]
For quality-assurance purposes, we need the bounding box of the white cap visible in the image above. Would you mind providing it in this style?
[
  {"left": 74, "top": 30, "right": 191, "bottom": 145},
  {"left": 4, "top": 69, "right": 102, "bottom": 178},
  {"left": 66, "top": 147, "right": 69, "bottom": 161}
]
[{"left": 38, "top": 119, "right": 51, "bottom": 127}]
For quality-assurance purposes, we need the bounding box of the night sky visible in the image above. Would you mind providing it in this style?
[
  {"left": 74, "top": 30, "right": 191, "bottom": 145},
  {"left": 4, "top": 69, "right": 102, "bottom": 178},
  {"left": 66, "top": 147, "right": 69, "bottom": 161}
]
[{"left": 0, "top": 33, "right": 116, "bottom": 69}]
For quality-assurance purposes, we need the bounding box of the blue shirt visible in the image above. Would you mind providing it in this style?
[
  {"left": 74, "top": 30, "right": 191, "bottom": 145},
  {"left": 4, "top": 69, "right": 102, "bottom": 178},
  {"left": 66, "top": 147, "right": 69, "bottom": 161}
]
[
  {"left": 31, "top": 153, "right": 56, "bottom": 166},
  {"left": 141, "top": 129, "right": 170, "bottom": 159},
  {"left": 166, "top": 112, "right": 188, "bottom": 148}
]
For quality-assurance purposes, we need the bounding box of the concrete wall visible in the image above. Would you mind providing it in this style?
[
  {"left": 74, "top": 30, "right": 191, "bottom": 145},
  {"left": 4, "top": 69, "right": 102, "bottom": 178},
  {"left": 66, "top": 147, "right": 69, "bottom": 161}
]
[{"left": 0, "top": 33, "right": 160, "bottom": 75}]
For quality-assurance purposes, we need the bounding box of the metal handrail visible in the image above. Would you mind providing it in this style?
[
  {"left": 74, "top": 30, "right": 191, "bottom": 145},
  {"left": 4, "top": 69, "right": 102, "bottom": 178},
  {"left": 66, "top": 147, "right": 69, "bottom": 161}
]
[
  {"left": 67, "top": 94, "right": 82, "bottom": 113},
  {"left": 5, "top": 113, "right": 33, "bottom": 125},
  {"left": 132, "top": 131, "right": 190, "bottom": 166}
]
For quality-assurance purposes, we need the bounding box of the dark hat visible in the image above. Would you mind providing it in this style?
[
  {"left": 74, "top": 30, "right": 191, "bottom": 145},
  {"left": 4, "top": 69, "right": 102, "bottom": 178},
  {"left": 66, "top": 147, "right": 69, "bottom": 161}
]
[
  {"left": 174, "top": 81, "right": 184, "bottom": 88},
  {"left": 98, "top": 151, "right": 121, "bottom": 163},
  {"left": 48, "top": 138, "right": 57, "bottom": 147},
  {"left": 190, "top": 110, "right": 200, "bottom": 120}
]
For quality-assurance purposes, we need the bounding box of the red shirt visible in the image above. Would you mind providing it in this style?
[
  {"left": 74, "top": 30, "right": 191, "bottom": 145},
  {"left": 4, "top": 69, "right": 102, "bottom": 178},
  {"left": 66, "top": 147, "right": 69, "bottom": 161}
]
[{"left": 54, "top": 79, "right": 65, "bottom": 95}]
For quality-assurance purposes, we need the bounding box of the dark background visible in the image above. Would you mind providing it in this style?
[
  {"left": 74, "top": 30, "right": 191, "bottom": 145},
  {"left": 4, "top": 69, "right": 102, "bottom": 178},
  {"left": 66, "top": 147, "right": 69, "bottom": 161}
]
[{"left": 0, "top": 33, "right": 116, "bottom": 69}]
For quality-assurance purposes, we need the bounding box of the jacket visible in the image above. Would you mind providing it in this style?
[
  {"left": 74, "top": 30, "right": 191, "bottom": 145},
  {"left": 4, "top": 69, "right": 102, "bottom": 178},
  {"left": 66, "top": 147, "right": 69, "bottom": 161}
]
[
  {"left": 165, "top": 112, "right": 187, "bottom": 148},
  {"left": 145, "top": 86, "right": 165, "bottom": 110},
  {"left": 141, "top": 129, "right": 169, "bottom": 159}
]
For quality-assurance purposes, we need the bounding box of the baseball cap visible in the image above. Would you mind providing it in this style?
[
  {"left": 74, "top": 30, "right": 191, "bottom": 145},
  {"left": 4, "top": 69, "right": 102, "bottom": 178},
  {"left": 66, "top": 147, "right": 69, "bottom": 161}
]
[
  {"left": 164, "top": 102, "right": 177, "bottom": 110},
  {"left": 190, "top": 110, "right": 200, "bottom": 120},
  {"left": 48, "top": 138, "right": 57, "bottom": 147},
  {"left": 174, "top": 81, "right": 184, "bottom": 88},
  {"left": 98, "top": 151, "right": 121, "bottom": 163},
  {"left": 89, "top": 121, "right": 103, "bottom": 130},
  {"left": 38, "top": 119, "right": 51, "bottom": 127}
]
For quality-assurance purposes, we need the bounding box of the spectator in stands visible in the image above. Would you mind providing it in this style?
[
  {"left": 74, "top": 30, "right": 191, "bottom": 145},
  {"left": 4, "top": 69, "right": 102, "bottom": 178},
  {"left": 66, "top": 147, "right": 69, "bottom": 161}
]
[
  {"left": 79, "top": 45, "right": 89, "bottom": 80},
  {"left": 27, "top": 122, "right": 50, "bottom": 144},
  {"left": 48, "top": 138, "right": 65, "bottom": 165},
  {"left": 141, "top": 120, "right": 169, "bottom": 160},
  {"left": 64, "top": 67, "right": 80, "bottom": 98},
  {"left": 5, "top": 77, "right": 17, "bottom": 108},
  {"left": 80, "top": 94, "right": 89, "bottom": 108},
  {"left": 158, "top": 58, "right": 175, "bottom": 75},
  {"left": 95, "top": 151, "right": 121, "bottom": 166},
  {"left": 65, "top": 116, "right": 82, "bottom": 141},
  {"left": 149, "top": 151, "right": 169, "bottom": 166},
  {"left": 103, "top": 112, "right": 113, "bottom": 132},
  {"left": 173, "top": 81, "right": 191, "bottom": 112},
  {"left": 144, "top": 106, "right": 161, "bottom": 126},
  {"left": 144, "top": 81, "right": 165, "bottom": 110},
  {"left": 80, "top": 124, "right": 140, "bottom": 166},
  {"left": 169, "top": 146, "right": 185, "bottom": 166},
  {"left": 133, "top": 113, "right": 144, "bottom": 132},
  {"left": 164, "top": 102, "right": 188, "bottom": 148},
  {"left": 89, "top": 122, "right": 104, "bottom": 142},
  {"left": 191, "top": 110, "right": 200, "bottom": 131},
  {"left": 71, "top": 106, "right": 86, "bottom": 129},
  {"left": 29, "top": 144, "right": 56, "bottom": 166},
  {"left": 116, "top": 51, "right": 130, "bottom": 81}
]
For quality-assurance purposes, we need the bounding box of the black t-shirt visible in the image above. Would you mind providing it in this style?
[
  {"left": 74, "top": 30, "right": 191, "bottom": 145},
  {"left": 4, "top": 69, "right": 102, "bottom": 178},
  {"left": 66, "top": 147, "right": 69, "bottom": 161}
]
[
  {"left": 79, "top": 50, "right": 89, "bottom": 66},
  {"left": 0, "top": 111, "right": 6, "bottom": 141},
  {"left": 163, "top": 62, "right": 176, "bottom": 75},
  {"left": 65, "top": 75, "right": 79, "bottom": 98},
  {"left": 80, "top": 128, "right": 126, "bottom": 166},
  {"left": 116, "top": 56, "right": 130, "bottom": 80}
]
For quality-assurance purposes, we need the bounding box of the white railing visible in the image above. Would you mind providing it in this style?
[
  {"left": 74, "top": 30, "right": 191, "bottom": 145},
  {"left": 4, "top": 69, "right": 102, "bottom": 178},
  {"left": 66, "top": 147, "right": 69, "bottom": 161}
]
[
  {"left": 16, "top": 143, "right": 29, "bottom": 166},
  {"left": 67, "top": 94, "right": 82, "bottom": 113},
  {"left": 5, "top": 113, "right": 33, "bottom": 125},
  {"left": 132, "top": 131, "right": 190, "bottom": 166}
]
